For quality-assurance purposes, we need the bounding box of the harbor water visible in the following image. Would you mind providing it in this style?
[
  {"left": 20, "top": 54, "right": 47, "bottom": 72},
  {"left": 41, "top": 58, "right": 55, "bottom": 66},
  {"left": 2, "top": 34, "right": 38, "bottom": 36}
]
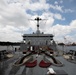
[
  {"left": 57, "top": 45, "right": 76, "bottom": 53},
  {"left": 0, "top": 45, "right": 76, "bottom": 52}
]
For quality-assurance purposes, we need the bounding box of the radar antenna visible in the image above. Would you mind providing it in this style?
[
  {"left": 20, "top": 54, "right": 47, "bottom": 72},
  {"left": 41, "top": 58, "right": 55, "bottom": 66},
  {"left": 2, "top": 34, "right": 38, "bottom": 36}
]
[{"left": 28, "top": 17, "right": 47, "bottom": 33}]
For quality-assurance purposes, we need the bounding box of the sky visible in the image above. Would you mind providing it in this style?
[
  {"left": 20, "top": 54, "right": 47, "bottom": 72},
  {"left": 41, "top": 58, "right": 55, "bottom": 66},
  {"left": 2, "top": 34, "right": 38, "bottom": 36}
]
[{"left": 0, "top": 0, "right": 76, "bottom": 43}]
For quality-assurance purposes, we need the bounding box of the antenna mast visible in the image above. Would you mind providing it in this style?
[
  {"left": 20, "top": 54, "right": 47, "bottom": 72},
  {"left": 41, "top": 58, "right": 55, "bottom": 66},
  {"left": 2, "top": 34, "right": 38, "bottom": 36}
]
[
  {"left": 28, "top": 17, "right": 47, "bottom": 34},
  {"left": 34, "top": 17, "right": 42, "bottom": 32}
]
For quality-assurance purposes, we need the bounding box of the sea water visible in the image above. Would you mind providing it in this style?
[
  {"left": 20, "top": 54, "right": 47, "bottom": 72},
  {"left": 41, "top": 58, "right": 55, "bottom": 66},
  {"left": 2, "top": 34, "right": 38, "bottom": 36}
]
[
  {"left": 0, "top": 46, "right": 20, "bottom": 51},
  {"left": 0, "top": 45, "right": 76, "bottom": 52},
  {"left": 57, "top": 45, "right": 76, "bottom": 52}
]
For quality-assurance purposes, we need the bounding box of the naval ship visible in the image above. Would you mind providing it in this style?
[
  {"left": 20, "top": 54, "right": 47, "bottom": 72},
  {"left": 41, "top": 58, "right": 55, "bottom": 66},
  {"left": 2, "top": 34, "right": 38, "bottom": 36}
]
[
  {"left": 0, "top": 17, "right": 76, "bottom": 75},
  {"left": 20, "top": 17, "right": 57, "bottom": 54}
]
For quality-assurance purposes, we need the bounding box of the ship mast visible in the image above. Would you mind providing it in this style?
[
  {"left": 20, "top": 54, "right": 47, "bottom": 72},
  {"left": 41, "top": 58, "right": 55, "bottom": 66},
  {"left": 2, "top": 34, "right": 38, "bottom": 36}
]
[
  {"left": 29, "top": 17, "right": 47, "bottom": 34},
  {"left": 34, "top": 17, "right": 42, "bottom": 33}
]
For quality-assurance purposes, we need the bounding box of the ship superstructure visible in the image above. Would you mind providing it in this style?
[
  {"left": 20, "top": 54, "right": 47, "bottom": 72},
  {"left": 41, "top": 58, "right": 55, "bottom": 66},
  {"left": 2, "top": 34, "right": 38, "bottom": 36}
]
[{"left": 20, "top": 17, "right": 56, "bottom": 51}]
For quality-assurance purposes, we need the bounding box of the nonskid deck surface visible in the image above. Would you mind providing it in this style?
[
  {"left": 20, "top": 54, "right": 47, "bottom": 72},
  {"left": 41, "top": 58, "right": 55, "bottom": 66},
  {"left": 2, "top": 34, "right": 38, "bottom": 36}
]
[{"left": 0, "top": 52, "right": 76, "bottom": 75}]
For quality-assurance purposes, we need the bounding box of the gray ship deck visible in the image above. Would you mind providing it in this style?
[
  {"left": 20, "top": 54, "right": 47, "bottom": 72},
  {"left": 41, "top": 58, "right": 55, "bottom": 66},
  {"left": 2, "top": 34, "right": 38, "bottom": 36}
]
[{"left": 0, "top": 52, "right": 76, "bottom": 75}]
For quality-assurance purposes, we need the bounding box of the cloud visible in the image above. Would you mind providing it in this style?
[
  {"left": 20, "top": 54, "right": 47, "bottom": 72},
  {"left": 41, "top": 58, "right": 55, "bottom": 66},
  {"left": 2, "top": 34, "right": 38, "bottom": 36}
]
[
  {"left": 0, "top": 0, "right": 76, "bottom": 43},
  {"left": 70, "top": 20, "right": 76, "bottom": 29},
  {"left": 54, "top": 13, "right": 65, "bottom": 20},
  {"left": 0, "top": 25, "right": 22, "bottom": 42},
  {"left": 22, "top": 0, "right": 50, "bottom": 11},
  {"left": 60, "top": 0, "right": 63, "bottom": 4},
  {"left": 48, "top": 20, "right": 76, "bottom": 42},
  {"left": 0, "top": 1, "right": 33, "bottom": 26},
  {"left": 54, "top": 1, "right": 58, "bottom": 5},
  {"left": 50, "top": 4, "right": 63, "bottom": 12},
  {"left": 64, "top": 9, "right": 74, "bottom": 13},
  {"left": 54, "top": 0, "right": 63, "bottom": 4}
]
